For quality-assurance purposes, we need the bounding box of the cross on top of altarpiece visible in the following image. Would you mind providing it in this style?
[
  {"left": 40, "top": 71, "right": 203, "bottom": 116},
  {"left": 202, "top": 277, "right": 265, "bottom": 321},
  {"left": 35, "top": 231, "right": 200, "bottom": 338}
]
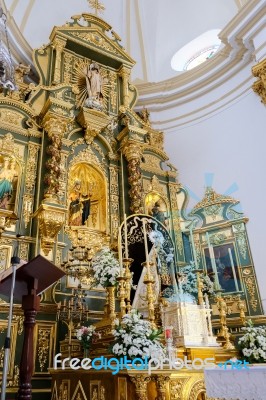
[{"left": 87, "top": 0, "right": 105, "bottom": 16}]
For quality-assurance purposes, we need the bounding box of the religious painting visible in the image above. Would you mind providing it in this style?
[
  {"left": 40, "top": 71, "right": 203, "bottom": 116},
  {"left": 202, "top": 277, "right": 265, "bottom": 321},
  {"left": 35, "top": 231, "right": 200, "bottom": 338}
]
[
  {"left": 145, "top": 192, "right": 169, "bottom": 229},
  {"left": 68, "top": 162, "right": 106, "bottom": 231},
  {"left": 90, "top": 380, "right": 100, "bottom": 399},
  {"left": 0, "top": 155, "right": 19, "bottom": 211},
  {"left": 204, "top": 243, "right": 241, "bottom": 293},
  {"left": 118, "top": 377, "right": 127, "bottom": 400}
]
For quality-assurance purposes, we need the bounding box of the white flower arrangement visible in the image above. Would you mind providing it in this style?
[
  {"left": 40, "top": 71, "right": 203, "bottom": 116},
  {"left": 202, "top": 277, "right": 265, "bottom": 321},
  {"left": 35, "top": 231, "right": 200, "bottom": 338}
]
[
  {"left": 91, "top": 247, "right": 120, "bottom": 288},
  {"left": 112, "top": 309, "right": 165, "bottom": 360},
  {"left": 76, "top": 325, "right": 101, "bottom": 350},
  {"left": 238, "top": 320, "right": 266, "bottom": 363},
  {"left": 179, "top": 262, "right": 214, "bottom": 298}
]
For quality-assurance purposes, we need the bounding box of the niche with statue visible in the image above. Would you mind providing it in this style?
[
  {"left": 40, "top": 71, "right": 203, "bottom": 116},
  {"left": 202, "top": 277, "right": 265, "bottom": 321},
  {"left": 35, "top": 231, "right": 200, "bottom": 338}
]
[{"left": 67, "top": 162, "right": 107, "bottom": 232}]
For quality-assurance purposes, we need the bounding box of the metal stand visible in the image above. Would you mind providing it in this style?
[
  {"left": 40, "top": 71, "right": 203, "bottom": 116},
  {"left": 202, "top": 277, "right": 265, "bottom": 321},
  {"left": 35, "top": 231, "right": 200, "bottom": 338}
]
[{"left": 0, "top": 256, "right": 20, "bottom": 400}]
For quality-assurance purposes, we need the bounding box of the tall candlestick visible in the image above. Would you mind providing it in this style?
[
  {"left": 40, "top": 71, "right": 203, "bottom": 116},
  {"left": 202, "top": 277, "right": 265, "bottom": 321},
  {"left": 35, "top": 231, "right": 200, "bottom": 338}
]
[
  {"left": 206, "top": 232, "right": 219, "bottom": 288},
  {"left": 228, "top": 247, "right": 240, "bottom": 292},
  {"left": 189, "top": 224, "right": 198, "bottom": 268},
  {"left": 121, "top": 151, "right": 125, "bottom": 216},
  {"left": 118, "top": 226, "right": 123, "bottom": 274},
  {"left": 124, "top": 213, "right": 128, "bottom": 259},
  {"left": 142, "top": 219, "right": 149, "bottom": 263}
]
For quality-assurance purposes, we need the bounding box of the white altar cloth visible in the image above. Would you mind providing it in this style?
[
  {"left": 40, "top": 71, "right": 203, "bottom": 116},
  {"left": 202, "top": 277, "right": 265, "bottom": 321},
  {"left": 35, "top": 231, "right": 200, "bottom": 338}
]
[{"left": 204, "top": 365, "right": 266, "bottom": 400}]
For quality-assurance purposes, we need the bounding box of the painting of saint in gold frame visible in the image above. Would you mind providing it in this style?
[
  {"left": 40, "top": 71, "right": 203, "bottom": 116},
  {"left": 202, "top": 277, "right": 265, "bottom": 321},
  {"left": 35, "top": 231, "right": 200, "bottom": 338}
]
[
  {"left": 118, "top": 377, "right": 127, "bottom": 400},
  {"left": 0, "top": 155, "right": 20, "bottom": 212}
]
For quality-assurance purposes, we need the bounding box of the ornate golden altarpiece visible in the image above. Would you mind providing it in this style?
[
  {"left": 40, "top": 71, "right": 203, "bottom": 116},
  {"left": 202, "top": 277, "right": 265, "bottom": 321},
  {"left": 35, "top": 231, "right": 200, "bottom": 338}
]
[{"left": 0, "top": 6, "right": 264, "bottom": 400}]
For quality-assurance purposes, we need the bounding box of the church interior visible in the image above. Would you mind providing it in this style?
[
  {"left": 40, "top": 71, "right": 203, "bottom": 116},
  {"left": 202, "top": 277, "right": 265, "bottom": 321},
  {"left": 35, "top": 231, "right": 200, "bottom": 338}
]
[{"left": 0, "top": 0, "right": 266, "bottom": 399}]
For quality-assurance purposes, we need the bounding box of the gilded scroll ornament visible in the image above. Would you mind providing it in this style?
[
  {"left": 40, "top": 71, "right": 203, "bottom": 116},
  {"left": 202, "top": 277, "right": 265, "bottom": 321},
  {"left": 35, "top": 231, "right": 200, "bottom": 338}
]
[
  {"left": 252, "top": 58, "right": 266, "bottom": 104},
  {"left": 152, "top": 375, "right": 170, "bottom": 400},
  {"left": 191, "top": 187, "right": 238, "bottom": 213},
  {"left": 37, "top": 328, "right": 50, "bottom": 372},
  {"left": 204, "top": 204, "right": 222, "bottom": 220},
  {"left": 244, "top": 276, "right": 258, "bottom": 311},
  {"left": 189, "top": 380, "right": 206, "bottom": 400},
  {"left": 169, "top": 378, "right": 187, "bottom": 399},
  {"left": 130, "top": 375, "right": 150, "bottom": 400},
  {"left": 34, "top": 204, "right": 66, "bottom": 255},
  {"left": 109, "top": 166, "right": 120, "bottom": 239},
  {"left": 109, "top": 71, "right": 117, "bottom": 111},
  {"left": 63, "top": 52, "right": 73, "bottom": 84},
  {"left": 235, "top": 232, "right": 247, "bottom": 259}
]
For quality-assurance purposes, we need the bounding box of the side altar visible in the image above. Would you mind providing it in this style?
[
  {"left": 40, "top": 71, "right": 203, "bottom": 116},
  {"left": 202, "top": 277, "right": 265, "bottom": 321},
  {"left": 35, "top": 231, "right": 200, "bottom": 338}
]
[{"left": 0, "top": 2, "right": 264, "bottom": 400}]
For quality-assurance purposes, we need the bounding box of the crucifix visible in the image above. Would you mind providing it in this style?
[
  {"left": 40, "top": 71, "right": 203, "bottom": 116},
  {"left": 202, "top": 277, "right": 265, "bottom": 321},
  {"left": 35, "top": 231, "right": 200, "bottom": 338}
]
[{"left": 87, "top": 0, "right": 105, "bottom": 16}]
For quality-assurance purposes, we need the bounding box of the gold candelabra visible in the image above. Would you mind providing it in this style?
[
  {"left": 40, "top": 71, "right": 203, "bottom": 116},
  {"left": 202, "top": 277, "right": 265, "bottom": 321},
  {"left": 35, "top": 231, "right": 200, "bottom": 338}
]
[
  {"left": 237, "top": 295, "right": 246, "bottom": 325},
  {"left": 57, "top": 284, "right": 90, "bottom": 357},
  {"left": 215, "top": 291, "right": 235, "bottom": 349},
  {"left": 194, "top": 269, "right": 204, "bottom": 306}
]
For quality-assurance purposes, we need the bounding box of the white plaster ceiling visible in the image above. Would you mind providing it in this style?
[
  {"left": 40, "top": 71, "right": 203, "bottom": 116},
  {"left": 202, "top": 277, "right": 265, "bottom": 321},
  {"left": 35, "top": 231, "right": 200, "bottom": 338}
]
[{"left": 3, "top": 0, "right": 239, "bottom": 84}]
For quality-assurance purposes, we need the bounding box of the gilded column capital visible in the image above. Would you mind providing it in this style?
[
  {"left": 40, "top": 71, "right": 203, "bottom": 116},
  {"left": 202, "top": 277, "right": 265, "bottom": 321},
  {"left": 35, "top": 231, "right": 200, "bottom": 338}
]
[
  {"left": 42, "top": 113, "right": 69, "bottom": 138},
  {"left": 252, "top": 58, "right": 266, "bottom": 104},
  {"left": 122, "top": 141, "right": 143, "bottom": 162},
  {"left": 52, "top": 37, "right": 67, "bottom": 51},
  {"left": 130, "top": 375, "right": 150, "bottom": 400}
]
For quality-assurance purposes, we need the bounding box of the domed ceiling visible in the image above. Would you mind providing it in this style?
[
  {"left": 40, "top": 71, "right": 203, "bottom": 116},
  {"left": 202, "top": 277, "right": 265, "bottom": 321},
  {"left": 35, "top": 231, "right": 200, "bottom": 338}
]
[{"left": 3, "top": 0, "right": 239, "bottom": 84}]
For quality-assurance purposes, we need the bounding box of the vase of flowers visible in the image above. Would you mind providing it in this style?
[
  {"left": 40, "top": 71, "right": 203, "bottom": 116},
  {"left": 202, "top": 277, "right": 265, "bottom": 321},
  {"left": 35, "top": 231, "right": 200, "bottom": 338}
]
[
  {"left": 112, "top": 309, "right": 165, "bottom": 360},
  {"left": 91, "top": 247, "right": 120, "bottom": 325},
  {"left": 238, "top": 320, "right": 266, "bottom": 364},
  {"left": 76, "top": 325, "right": 100, "bottom": 357},
  {"left": 91, "top": 247, "right": 120, "bottom": 288},
  {"left": 179, "top": 262, "right": 214, "bottom": 299}
]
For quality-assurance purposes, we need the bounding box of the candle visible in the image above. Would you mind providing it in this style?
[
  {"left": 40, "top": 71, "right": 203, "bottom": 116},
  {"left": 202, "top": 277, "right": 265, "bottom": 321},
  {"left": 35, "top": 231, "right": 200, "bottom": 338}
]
[
  {"left": 228, "top": 247, "right": 240, "bottom": 292},
  {"left": 189, "top": 224, "right": 198, "bottom": 268},
  {"left": 142, "top": 219, "right": 149, "bottom": 263},
  {"left": 165, "top": 327, "right": 172, "bottom": 339},
  {"left": 206, "top": 232, "right": 219, "bottom": 289},
  {"left": 118, "top": 226, "right": 123, "bottom": 275},
  {"left": 124, "top": 214, "right": 129, "bottom": 259}
]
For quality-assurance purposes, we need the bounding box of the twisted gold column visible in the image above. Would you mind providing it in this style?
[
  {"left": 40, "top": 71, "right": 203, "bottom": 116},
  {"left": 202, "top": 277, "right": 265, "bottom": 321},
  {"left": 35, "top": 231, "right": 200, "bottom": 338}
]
[{"left": 123, "top": 142, "right": 143, "bottom": 214}]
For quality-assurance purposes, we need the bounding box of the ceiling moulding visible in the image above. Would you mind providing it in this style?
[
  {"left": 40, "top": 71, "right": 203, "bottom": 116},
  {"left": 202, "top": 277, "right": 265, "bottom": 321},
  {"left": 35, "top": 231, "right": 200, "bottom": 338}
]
[
  {"left": 134, "top": 0, "right": 266, "bottom": 131},
  {"left": 136, "top": 0, "right": 265, "bottom": 102}
]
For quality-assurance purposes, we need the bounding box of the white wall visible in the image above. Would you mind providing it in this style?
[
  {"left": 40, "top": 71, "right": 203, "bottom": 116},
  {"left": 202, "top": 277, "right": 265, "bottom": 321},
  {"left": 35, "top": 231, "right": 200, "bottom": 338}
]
[{"left": 164, "top": 89, "right": 266, "bottom": 313}]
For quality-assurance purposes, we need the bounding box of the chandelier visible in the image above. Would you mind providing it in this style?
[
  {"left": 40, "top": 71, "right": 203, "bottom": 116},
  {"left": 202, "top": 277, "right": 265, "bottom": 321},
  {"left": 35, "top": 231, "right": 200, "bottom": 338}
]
[{"left": 0, "top": 7, "right": 15, "bottom": 90}]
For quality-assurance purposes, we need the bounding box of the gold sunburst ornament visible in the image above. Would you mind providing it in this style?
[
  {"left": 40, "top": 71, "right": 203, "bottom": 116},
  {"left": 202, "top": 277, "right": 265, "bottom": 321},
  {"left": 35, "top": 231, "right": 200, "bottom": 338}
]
[
  {"left": 87, "top": 0, "right": 105, "bottom": 16},
  {"left": 72, "top": 59, "right": 109, "bottom": 110}
]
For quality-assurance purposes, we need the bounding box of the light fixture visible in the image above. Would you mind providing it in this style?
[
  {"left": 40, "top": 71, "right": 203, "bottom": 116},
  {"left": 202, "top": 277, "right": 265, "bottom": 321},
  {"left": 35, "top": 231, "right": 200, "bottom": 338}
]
[{"left": 0, "top": 7, "right": 16, "bottom": 90}]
